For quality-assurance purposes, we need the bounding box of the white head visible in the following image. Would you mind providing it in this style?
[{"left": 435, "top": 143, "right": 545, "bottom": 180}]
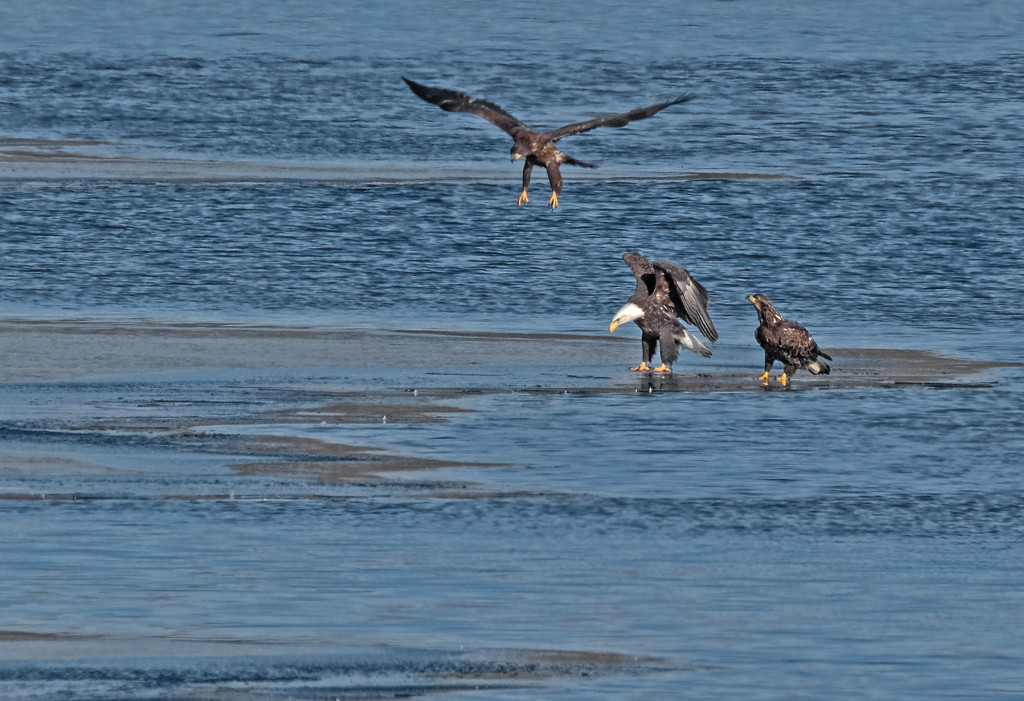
[{"left": 609, "top": 302, "right": 644, "bottom": 333}]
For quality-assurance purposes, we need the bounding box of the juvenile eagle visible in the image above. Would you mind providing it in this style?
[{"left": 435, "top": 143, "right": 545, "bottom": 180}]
[
  {"left": 746, "top": 293, "right": 832, "bottom": 387},
  {"left": 403, "top": 77, "right": 694, "bottom": 208},
  {"left": 609, "top": 251, "right": 718, "bottom": 373}
]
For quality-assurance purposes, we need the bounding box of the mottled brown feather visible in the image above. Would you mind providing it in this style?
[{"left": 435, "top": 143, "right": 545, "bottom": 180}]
[
  {"left": 404, "top": 78, "right": 694, "bottom": 206},
  {"left": 748, "top": 293, "right": 832, "bottom": 380}
]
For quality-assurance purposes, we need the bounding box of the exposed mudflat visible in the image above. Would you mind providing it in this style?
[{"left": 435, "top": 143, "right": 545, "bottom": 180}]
[{"left": 4, "top": 4, "right": 1024, "bottom": 696}]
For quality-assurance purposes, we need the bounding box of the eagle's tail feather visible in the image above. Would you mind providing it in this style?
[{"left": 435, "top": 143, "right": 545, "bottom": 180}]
[
  {"left": 808, "top": 357, "right": 831, "bottom": 375},
  {"left": 676, "top": 331, "right": 712, "bottom": 358}
]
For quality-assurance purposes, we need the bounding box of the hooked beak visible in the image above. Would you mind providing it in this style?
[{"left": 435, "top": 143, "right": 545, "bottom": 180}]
[{"left": 609, "top": 302, "right": 644, "bottom": 333}]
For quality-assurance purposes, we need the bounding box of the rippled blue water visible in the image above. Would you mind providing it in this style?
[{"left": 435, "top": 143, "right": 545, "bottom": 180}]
[{"left": 2, "top": 1, "right": 1024, "bottom": 698}]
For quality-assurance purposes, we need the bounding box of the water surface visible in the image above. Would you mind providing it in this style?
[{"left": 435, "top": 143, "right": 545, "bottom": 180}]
[{"left": 2, "top": 1, "right": 1023, "bottom": 698}]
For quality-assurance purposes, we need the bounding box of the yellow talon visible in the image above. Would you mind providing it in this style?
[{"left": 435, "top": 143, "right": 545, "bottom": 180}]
[
  {"left": 548, "top": 191, "right": 559, "bottom": 208},
  {"left": 517, "top": 190, "right": 529, "bottom": 206},
  {"left": 630, "top": 362, "right": 651, "bottom": 372},
  {"left": 757, "top": 371, "right": 770, "bottom": 386},
  {"left": 652, "top": 364, "right": 672, "bottom": 373},
  {"left": 777, "top": 373, "right": 789, "bottom": 386}
]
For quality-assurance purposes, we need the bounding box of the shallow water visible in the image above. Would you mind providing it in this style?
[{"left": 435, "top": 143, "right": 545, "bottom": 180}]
[{"left": 2, "top": 0, "right": 1024, "bottom": 698}]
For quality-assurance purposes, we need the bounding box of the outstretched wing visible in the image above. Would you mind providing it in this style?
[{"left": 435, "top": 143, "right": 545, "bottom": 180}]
[
  {"left": 545, "top": 94, "right": 695, "bottom": 141},
  {"left": 653, "top": 260, "right": 718, "bottom": 342},
  {"left": 403, "top": 77, "right": 527, "bottom": 135},
  {"left": 622, "top": 251, "right": 657, "bottom": 297}
]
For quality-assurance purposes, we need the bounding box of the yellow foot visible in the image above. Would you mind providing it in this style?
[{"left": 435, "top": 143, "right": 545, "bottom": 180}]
[
  {"left": 548, "top": 191, "right": 559, "bottom": 208},
  {"left": 629, "top": 362, "right": 651, "bottom": 372},
  {"left": 757, "top": 371, "right": 770, "bottom": 386},
  {"left": 777, "top": 373, "right": 790, "bottom": 386},
  {"left": 652, "top": 364, "right": 672, "bottom": 373},
  {"left": 517, "top": 190, "right": 529, "bottom": 206}
]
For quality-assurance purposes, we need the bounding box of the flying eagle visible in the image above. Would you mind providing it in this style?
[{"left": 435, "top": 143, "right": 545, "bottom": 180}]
[
  {"left": 609, "top": 251, "right": 718, "bottom": 373},
  {"left": 746, "top": 293, "right": 832, "bottom": 387},
  {"left": 403, "top": 77, "right": 694, "bottom": 208}
]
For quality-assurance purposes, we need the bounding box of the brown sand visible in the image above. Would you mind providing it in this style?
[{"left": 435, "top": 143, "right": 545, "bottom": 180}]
[
  {"left": 0, "top": 631, "right": 101, "bottom": 642},
  {"left": 0, "top": 317, "right": 627, "bottom": 381},
  {"left": 231, "top": 434, "right": 497, "bottom": 483},
  {"left": 1, "top": 136, "right": 791, "bottom": 184},
  {"left": 1, "top": 317, "right": 1019, "bottom": 486},
  {"left": 0, "top": 317, "right": 1015, "bottom": 385}
]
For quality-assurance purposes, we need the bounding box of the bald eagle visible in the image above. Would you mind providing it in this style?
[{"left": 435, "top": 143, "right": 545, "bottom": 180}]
[
  {"left": 609, "top": 251, "right": 718, "bottom": 373},
  {"left": 403, "top": 77, "right": 694, "bottom": 208},
  {"left": 746, "top": 293, "right": 832, "bottom": 387}
]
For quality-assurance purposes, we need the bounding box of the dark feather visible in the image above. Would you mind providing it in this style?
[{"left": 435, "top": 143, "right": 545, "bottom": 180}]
[
  {"left": 404, "top": 78, "right": 694, "bottom": 207},
  {"left": 748, "top": 294, "right": 831, "bottom": 380},
  {"left": 546, "top": 94, "right": 695, "bottom": 141},
  {"left": 402, "top": 77, "right": 526, "bottom": 134},
  {"left": 614, "top": 251, "right": 717, "bottom": 370},
  {"left": 653, "top": 259, "right": 718, "bottom": 342},
  {"left": 623, "top": 250, "right": 658, "bottom": 296}
]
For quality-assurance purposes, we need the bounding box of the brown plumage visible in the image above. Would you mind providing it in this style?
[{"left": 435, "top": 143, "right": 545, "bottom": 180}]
[
  {"left": 746, "top": 293, "right": 832, "bottom": 387},
  {"left": 609, "top": 252, "right": 718, "bottom": 373},
  {"left": 403, "top": 77, "right": 694, "bottom": 208}
]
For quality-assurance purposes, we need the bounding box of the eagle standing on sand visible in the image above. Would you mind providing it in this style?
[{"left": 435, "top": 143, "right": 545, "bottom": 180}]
[
  {"left": 746, "top": 293, "right": 832, "bottom": 387},
  {"left": 609, "top": 251, "right": 718, "bottom": 373},
  {"left": 403, "top": 77, "right": 694, "bottom": 208}
]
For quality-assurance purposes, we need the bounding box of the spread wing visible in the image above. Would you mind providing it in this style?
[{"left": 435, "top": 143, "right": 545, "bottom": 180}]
[
  {"left": 403, "top": 77, "right": 527, "bottom": 135},
  {"left": 653, "top": 260, "right": 718, "bottom": 342},
  {"left": 622, "top": 251, "right": 656, "bottom": 297},
  {"left": 545, "top": 94, "right": 695, "bottom": 141}
]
